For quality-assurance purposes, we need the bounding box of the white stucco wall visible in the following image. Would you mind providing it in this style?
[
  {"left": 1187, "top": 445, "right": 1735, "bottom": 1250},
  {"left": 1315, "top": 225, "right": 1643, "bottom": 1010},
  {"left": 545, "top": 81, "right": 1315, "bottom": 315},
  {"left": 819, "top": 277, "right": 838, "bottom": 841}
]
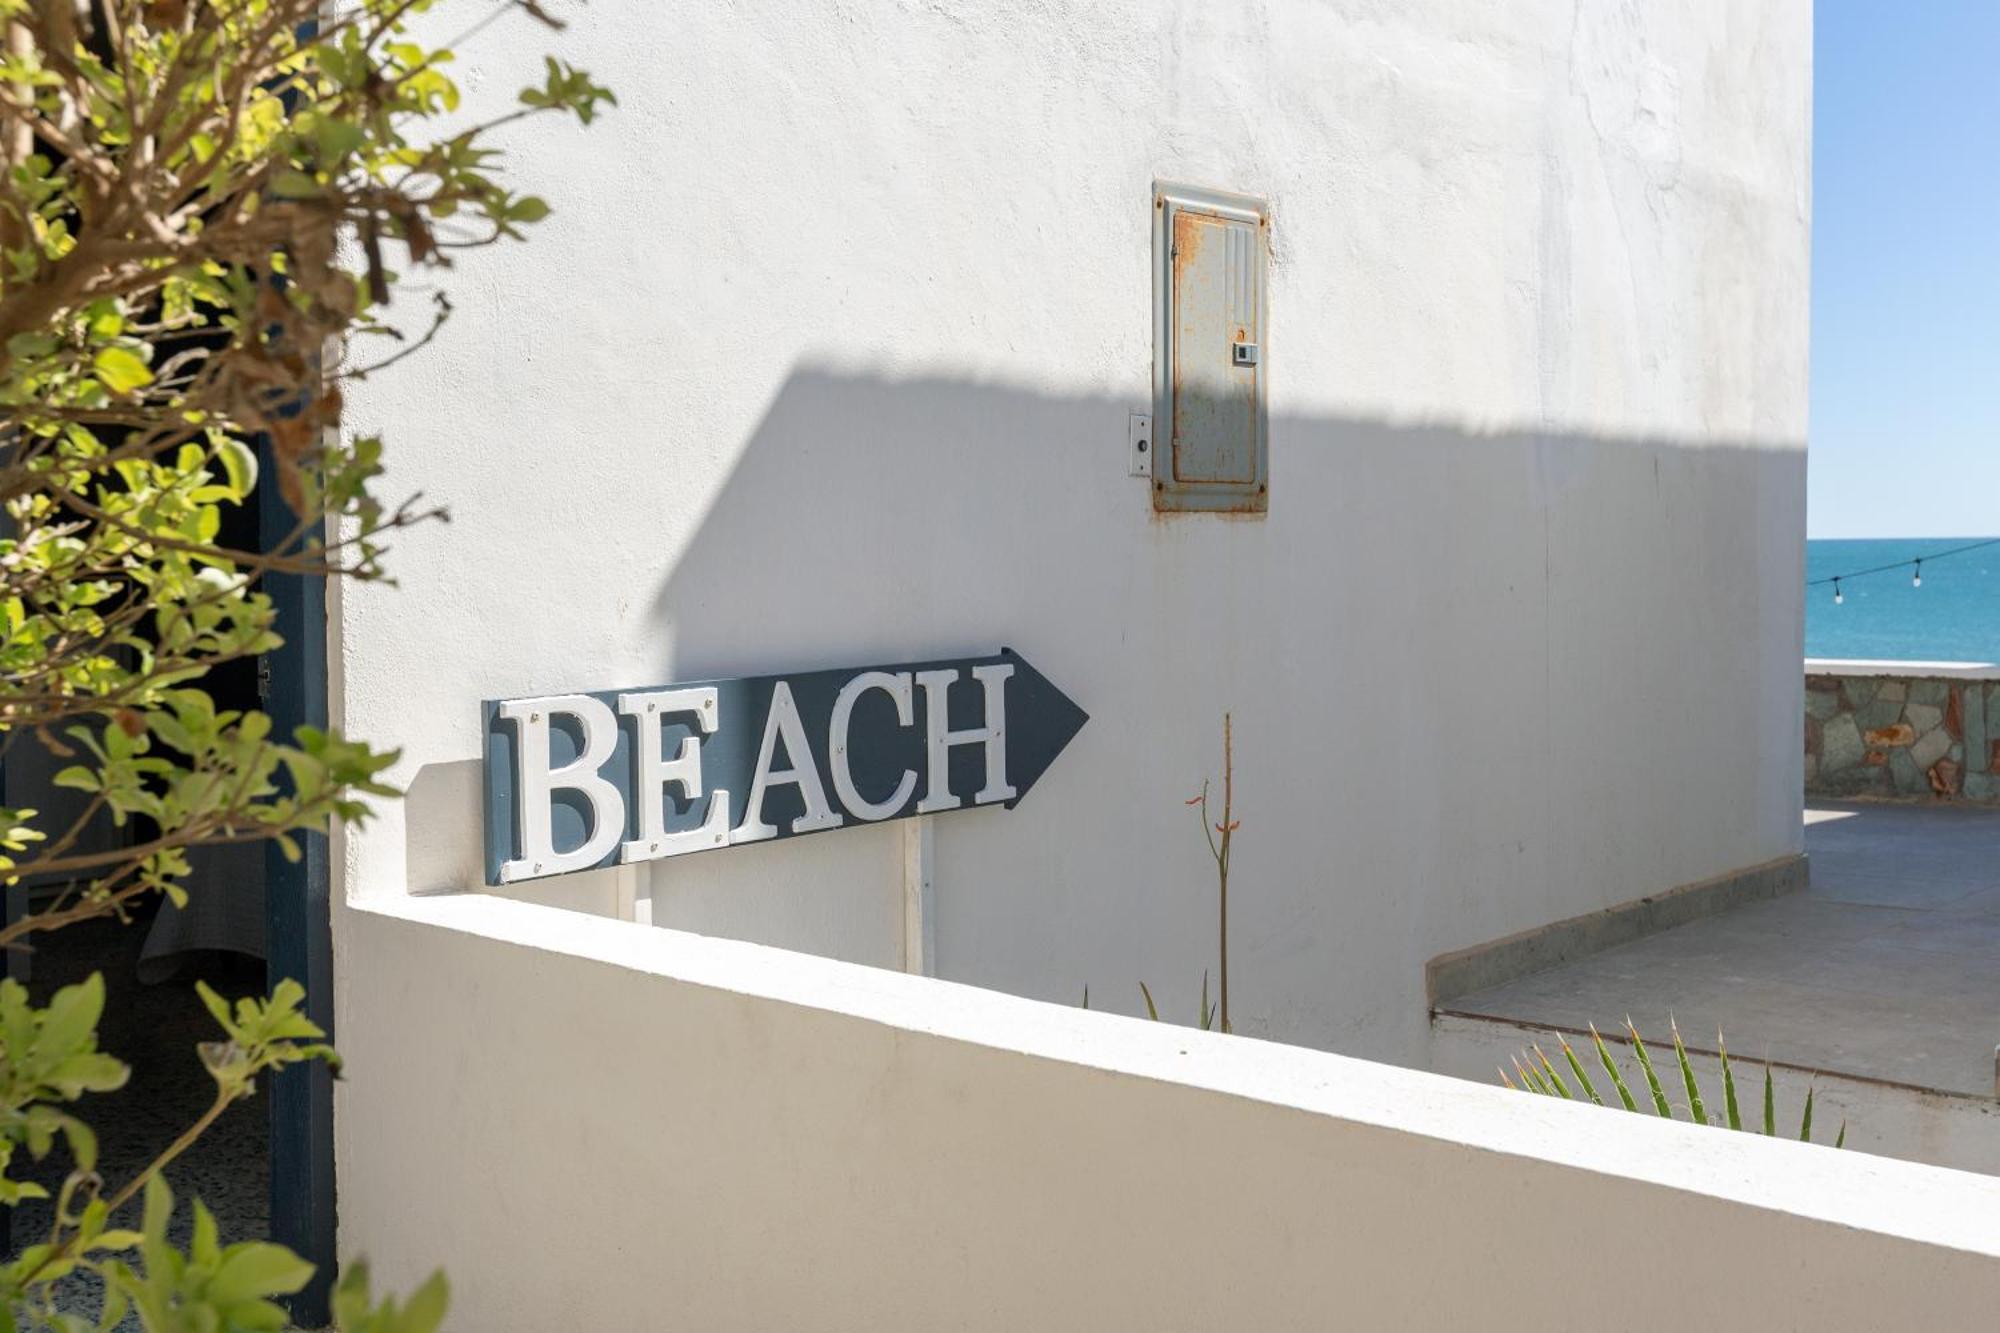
[
  {"left": 336, "top": 896, "right": 2000, "bottom": 1332},
  {"left": 337, "top": 0, "right": 1811, "bottom": 1065}
]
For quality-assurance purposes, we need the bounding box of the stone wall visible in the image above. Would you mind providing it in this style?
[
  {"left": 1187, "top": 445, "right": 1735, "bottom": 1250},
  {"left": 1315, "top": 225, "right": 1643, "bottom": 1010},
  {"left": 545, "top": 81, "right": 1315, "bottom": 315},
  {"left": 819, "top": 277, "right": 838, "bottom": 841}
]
[{"left": 1805, "top": 671, "right": 2000, "bottom": 800}]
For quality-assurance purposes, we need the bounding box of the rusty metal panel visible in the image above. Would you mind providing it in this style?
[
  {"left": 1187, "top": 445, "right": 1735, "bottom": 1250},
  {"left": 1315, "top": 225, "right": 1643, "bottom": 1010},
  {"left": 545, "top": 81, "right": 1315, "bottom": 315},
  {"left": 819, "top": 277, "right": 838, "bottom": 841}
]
[{"left": 1152, "top": 182, "right": 1268, "bottom": 513}]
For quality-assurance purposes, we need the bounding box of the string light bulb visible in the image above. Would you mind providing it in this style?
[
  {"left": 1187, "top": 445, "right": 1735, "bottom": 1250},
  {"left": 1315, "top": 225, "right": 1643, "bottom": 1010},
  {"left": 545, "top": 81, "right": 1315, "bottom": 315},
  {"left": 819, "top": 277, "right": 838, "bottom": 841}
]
[{"left": 1812, "top": 537, "right": 2000, "bottom": 605}]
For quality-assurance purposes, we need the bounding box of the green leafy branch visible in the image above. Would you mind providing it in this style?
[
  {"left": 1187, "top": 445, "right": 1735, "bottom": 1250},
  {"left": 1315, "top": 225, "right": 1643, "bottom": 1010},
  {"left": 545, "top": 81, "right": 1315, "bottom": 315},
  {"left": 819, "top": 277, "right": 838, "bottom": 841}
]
[
  {"left": 0, "top": 0, "right": 612, "bottom": 1325},
  {"left": 0, "top": 974, "right": 445, "bottom": 1331}
]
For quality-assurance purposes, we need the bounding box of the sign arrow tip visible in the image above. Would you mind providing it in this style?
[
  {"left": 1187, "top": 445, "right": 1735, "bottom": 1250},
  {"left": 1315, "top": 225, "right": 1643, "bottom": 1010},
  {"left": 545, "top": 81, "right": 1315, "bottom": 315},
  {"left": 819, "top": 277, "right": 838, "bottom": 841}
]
[{"left": 1001, "top": 650, "right": 1088, "bottom": 809}]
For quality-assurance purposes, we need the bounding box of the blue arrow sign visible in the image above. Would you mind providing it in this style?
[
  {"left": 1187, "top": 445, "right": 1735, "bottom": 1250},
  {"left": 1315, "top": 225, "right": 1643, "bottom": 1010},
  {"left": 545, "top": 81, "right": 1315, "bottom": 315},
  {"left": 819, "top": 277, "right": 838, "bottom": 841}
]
[{"left": 483, "top": 649, "right": 1087, "bottom": 885}]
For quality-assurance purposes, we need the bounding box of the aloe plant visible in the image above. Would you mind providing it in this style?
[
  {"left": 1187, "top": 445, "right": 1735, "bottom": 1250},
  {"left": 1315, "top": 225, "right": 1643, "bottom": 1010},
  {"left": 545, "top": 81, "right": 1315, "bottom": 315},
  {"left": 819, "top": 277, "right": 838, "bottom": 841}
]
[
  {"left": 1138, "top": 972, "right": 1219, "bottom": 1030},
  {"left": 1499, "top": 1020, "right": 1846, "bottom": 1148}
]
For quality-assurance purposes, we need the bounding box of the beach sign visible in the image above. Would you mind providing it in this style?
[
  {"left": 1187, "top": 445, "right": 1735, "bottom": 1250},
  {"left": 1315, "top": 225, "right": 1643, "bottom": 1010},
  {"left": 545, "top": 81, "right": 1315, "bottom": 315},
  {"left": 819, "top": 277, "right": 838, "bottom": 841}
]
[{"left": 482, "top": 650, "right": 1087, "bottom": 885}]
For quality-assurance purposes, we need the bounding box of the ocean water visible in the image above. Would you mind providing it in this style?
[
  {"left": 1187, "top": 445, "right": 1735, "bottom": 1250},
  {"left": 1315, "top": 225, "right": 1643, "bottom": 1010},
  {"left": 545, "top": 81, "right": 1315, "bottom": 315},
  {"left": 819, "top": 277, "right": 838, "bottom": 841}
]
[{"left": 1806, "top": 537, "right": 2000, "bottom": 663}]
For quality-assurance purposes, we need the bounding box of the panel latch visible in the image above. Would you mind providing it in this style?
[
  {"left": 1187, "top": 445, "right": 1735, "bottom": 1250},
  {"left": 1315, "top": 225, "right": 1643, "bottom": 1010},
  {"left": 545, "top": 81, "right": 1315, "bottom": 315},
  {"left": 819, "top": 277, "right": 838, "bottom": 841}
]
[{"left": 1127, "top": 412, "right": 1153, "bottom": 478}]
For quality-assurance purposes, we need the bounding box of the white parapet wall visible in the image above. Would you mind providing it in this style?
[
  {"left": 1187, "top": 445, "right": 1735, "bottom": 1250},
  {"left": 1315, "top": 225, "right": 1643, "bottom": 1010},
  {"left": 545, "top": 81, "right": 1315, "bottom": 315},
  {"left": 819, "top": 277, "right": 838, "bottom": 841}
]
[
  {"left": 1807, "top": 659, "right": 2000, "bottom": 679},
  {"left": 335, "top": 896, "right": 2000, "bottom": 1332}
]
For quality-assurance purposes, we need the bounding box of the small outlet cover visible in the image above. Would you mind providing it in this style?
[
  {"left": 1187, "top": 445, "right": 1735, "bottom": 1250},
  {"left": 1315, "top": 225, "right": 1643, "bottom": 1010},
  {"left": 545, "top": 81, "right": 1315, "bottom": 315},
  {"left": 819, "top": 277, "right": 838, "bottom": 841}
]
[{"left": 1127, "top": 412, "right": 1153, "bottom": 478}]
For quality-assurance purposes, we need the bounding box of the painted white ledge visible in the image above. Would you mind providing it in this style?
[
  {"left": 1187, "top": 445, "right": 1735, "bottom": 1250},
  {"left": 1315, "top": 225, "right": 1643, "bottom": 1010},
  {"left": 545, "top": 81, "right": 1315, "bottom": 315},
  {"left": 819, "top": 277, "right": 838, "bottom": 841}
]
[
  {"left": 336, "top": 893, "right": 2000, "bottom": 1328},
  {"left": 356, "top": 891, "right": 2000, "bottom": 1254},
  {"left": 1807, "top": 658, "right": 2000, "bottom": 680}
]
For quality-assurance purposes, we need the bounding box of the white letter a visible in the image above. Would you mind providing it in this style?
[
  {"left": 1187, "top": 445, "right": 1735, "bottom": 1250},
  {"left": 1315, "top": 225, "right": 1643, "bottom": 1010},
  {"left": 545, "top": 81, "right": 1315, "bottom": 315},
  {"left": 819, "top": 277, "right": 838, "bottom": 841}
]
[{"left": 734, "top": 681, "right": 845, "bottom": 843}]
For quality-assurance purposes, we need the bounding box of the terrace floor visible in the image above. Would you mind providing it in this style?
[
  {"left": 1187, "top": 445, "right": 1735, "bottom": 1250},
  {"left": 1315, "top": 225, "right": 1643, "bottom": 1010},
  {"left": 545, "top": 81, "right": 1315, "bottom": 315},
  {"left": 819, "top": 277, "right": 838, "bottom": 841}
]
[{"left": 1438, "top": 801, "right": 2000, "bottom": 1098}]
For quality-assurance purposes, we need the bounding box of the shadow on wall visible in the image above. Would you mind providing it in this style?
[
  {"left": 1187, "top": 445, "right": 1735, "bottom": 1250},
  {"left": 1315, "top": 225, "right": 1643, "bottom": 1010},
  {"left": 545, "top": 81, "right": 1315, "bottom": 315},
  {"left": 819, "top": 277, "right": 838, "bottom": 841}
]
[{"left": 599, "top": 367, "right": 1804, "bottom": 1060}]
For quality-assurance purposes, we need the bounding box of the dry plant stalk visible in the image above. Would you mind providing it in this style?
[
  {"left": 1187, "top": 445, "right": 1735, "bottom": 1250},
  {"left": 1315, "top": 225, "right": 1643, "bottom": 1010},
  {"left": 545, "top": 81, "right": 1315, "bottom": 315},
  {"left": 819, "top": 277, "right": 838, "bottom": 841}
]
[{"left": 1187, "top": 712, "right": 1238, "bottom": 1033}]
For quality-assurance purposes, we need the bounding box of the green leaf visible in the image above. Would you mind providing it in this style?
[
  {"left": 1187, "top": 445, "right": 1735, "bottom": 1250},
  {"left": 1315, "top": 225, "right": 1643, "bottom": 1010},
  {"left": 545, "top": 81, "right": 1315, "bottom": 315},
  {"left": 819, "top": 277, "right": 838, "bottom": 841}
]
[
  {"left": 96, "top": 1261, "right": 132, "bottom": 1329},
  {"left": 1719, "top": 1032, "right": 1741, "bottom": 1131},
  {"left": 7, "top": 331, "right": 57, "bottom": 360},
  {"left": 1799, "top": 1084, "right": 1816, "bottom": 1143},
  {"left": 204, "top": 1242, "right": 314, "bottom": 1307},
  {"left": 1590, "top": 1025, "right": 1638, "bottom": 1113},
  {"left": 140, "top": 1172, "right": 172, "bottom": 1252},
  {"left": 311, "top": 116, "right": 366, "bottom": 162},
  {"left": 1559, "top": 1037, "right": 1601, "bottom": 1106},
  {"left": 195, "top": 979, "right": 232, "bottom": 1030},
  {"left": 87, "top": 1229, "right": 143, "bottom": 1253},
  {"left": 268, "top": 977, "right": 309, "bottom": 1019},
  {"left": 402, "top": 1270, "right": 451, "bottom": 1332},
  {"left": 1626, "top": 1021, "right": 1674, "bottom": 1118},
  {"left": 40, "top": 973, "right": 105, "bottom": 1057},
  {"left": 268, "top": 169, "right": 322, "bottom": 199},
  {"left": 58, "top": 1112, "right": 98, "bottom": 1173},
  {"left": 226, "top": 1297, "right": 292, "bottom": 1330},
  {"left": 1532, "top": 1045, "right": 1571, "bottom": 1099},
  {"left": 191, "top": 1198, "right": 220, "bottom": 1269},
  {"left": 1763, "top": 1060, "right": 1776, "bottom": 1136},
  {"left": 91, "top": 346, "right": 153, "bottom": 394},
  {"left": 52, "top": 765, "right": 99, "bottom": 792},
  {"left": 216, "top": 437, "right": 258, "bottom": 498},
  {"left": 1672, "top": 1021, "right": 1707, "bottom": 1125},
  {"left": 1137, "top": 981, "right": 1158, "bottom": 1022}
]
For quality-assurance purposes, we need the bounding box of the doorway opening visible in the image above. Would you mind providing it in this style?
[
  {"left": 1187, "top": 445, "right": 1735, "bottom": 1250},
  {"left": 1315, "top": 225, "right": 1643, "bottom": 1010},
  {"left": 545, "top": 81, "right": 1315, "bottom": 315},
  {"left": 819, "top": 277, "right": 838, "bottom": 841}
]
[{"left": 1, "top": 437, "right": 334, "bottom": 1325}]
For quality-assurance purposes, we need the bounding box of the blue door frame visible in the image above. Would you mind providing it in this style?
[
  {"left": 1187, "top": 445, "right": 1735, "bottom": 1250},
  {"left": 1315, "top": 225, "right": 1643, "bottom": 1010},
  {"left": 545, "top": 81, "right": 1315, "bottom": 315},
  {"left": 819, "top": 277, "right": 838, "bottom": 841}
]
[
  {"left": 259, "top": 458, "right": 337, "bottom": 1327},
  {"left": 262, "top": 28, "right": 339, "bottom": 1320}
]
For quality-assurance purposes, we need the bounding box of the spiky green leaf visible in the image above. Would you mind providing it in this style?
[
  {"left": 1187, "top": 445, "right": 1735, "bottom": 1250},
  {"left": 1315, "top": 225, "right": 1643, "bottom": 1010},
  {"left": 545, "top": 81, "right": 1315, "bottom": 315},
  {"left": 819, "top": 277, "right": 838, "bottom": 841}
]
[
  {"left": 1627, "top": 1021, "right": 1674, "bottom": 1118},
  {"left": 1532, "top": 1045, "right": 1572, "bottom": 1100},
  {"left": 1719, "top": 1032, "right": 1741, "bottom": 1131},
  {"left": 1590, "top": 1025, "right": 1638, "bottom": 1112},
  {"left": 1560, "top": 1037, "right": 1602, "bottom": 1106},
  {"left": 1671, "top": 1020, "right": 1707, "bottom": 1125}
]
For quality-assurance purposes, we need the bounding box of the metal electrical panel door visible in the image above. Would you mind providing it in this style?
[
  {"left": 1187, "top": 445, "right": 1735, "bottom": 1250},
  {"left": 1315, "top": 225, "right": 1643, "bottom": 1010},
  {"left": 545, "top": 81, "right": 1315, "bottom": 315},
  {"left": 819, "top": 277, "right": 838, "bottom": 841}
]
[{"left": 1153, "top": 183, "right": 1268, "bottom": 513}]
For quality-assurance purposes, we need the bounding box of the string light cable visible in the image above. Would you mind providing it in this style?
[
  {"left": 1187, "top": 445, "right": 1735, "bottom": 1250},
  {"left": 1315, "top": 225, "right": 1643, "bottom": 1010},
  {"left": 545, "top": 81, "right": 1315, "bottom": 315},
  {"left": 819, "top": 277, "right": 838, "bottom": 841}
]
[{"left": 1808, "top": 537, "right": 2000, "bottom": 604}]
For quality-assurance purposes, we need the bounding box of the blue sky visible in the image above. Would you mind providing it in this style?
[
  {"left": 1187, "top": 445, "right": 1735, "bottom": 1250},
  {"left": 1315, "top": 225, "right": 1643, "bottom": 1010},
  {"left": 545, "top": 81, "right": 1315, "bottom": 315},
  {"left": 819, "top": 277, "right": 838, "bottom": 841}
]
[{"left": 1809, "top": 1, "right": 2000, "bottom": 538}]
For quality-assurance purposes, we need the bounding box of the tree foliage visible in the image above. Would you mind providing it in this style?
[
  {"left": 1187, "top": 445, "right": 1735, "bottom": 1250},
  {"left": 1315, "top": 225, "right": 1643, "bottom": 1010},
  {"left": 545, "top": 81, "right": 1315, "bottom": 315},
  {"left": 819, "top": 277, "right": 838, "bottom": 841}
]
[{"left": 0, "top": 1, "right": 609, "bottom": 1325}]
